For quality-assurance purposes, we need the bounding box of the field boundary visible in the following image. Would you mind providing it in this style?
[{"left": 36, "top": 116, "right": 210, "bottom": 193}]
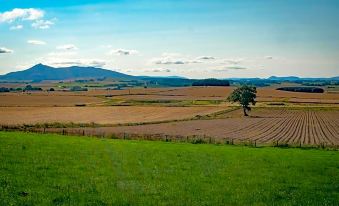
[{"left": 0, "top": 129, "right": 337, "bottom": 150}]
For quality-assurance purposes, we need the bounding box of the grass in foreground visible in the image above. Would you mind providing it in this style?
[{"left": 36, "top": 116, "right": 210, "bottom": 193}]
[{"left": 0, "top": 132, "right": 338, "bottom": 205}]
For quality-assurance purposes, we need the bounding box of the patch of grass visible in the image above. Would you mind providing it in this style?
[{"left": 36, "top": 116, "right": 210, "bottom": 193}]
[{"left": 0, "top": 131, "right": 338, "bottom": 205}]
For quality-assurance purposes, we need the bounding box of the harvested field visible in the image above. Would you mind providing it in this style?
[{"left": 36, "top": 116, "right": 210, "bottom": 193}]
[
  {"left": 0, "top": 93, "right": 102, "bottom": 107},
  {"left": 101, "top": 87, "right": 339, "bottom": 104},
  {"left": 56, "top": 109, "right": 339, "bottom": 146},
  {"left": 257, "top": 88, "right": 339, "bottom": 103},
  {"left": 109, "top": 87, "right": 234, "bottom": 100},
  {"left": 2, "top": 87, "right": 339, "bottom": 107},
  {"left": 0, "top": 106, "right": 225, "bottom": 125}
]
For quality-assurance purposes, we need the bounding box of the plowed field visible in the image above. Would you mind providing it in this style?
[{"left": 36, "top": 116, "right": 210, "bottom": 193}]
[{"left": 67, "top": 109, "right": 339, "bottom": 146}]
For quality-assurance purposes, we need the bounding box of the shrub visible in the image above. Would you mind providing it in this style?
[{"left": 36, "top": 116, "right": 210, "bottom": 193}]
[
  {"left": 70, "top": 86, "right": 88, "bottom": 91},
  {"left": 0, "top": 87, "right": 10, "bottom": 92}
]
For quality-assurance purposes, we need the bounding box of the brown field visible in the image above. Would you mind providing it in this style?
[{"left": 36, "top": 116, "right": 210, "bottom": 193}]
[
  {"left": 0, "top": 93, "right": 103, "bottom": 106},
  {"left": 102, "top": 87, "right": 339, "bottom": 104},
  {"left": 58, "top": 108, "right": 339, "bottom": 146},
  {"left": 1, "top": 87, "right": 339, "bottom": 107},
  {"left": 0, "top": 106, "right": 225, "bottom": 125},
  {"left": 1, "top": 86, "right": 339, "bottom": 147}
]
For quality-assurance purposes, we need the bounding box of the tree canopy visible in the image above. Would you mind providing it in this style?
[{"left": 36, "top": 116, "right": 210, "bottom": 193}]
[{"left": 227, "top": 85, "right": 257, "bottom": 116}]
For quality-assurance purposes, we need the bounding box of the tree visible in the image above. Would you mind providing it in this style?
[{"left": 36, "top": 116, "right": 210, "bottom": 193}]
[{"left": 227, "top": 85, "right": 257, "bottom": 116}]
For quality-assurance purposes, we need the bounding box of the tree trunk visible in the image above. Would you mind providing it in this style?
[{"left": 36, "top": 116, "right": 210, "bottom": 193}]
[{"left": 243, "top": 107, "right": 248, "bottom": 116}]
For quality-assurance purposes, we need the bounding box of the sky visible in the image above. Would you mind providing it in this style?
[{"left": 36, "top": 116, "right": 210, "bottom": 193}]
[{"left": 0, "top": 0, "right": 339, "bottom": 78}]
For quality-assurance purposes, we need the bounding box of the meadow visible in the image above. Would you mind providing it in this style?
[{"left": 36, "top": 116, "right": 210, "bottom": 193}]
[{"left": 0, "top": 131, "right": 338, "bottom": 205}]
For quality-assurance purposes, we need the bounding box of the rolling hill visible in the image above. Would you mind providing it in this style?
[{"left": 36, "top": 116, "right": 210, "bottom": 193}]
[{"left": 0, "top": 64, "right": 134, "bottom": 81}]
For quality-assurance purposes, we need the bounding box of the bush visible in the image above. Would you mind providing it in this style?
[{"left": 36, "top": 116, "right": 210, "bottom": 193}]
[
  {"left": 0, "top": 87, "right": 10, "bottom": 92},
  {"left": 70, "top": 86, "right": 88, "bottom": 91},
  {"left": 24, "top": 85, "right": 42, "bottom": 92}
]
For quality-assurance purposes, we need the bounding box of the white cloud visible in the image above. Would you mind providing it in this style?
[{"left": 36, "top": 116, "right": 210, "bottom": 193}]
[
  {"left": 9, "top": 25, "right": 23, "bottom": 30},
  {"left": 149, "top": 68, "right": 171, "bottom": 73},
  {"left": 27, "top": 40, "right": 46, "bottom": 45},
  {"left": 109, "top": 49, "right": 138, "bottom": 56},
  {"left": 213, "top": 65, "right": 248, "bottom": 72},
  {"left": 0, "top": 8, "right": 56, "bottom": 30},
  {"left": 196, "top": 56, "right": 215, "bottom": 60},
  {"left": 225, "top": 66, "right": 248, "bottom": 70},
  {"left": 0, "top": 47, "right": 13, "bottom": 54},
  {"left": 56, "top": 44, "right": 78, "bottom": 51},
  {"left": 0, "top": 8, "right": 44, "bottom": 23},
  {"left": 265, "top": 56, "right": 273, "bottom": 60},
  {"left": 39, "top": 50, "right": 105, "bottom": 68},
  {"left": 153, "top": 58, "right": 186, "bottom": 65},
  {"left": 31, "top": 19, "right": 54, "bottom": 29},
  {"left": 224, "top": 59, "right": 243, "bottom": 65},
  {"left": 151, "top": 53, "right": 202, "bottom": 65},
  {"left": 48, "top": 59, "right": 106, "bottom": 68}
]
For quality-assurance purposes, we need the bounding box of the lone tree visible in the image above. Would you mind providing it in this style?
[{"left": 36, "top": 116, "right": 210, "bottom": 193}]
[{"left": 227, "top": 85, "right": 257, "bottom": 116}]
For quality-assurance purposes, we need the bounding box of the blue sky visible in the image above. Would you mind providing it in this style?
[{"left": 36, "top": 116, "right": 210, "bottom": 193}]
[{"left": 0, "top": 0, "right": 338, "bottom": 78}]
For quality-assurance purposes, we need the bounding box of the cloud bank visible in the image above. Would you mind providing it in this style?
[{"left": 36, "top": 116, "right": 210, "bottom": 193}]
[
  {"left": 0, "top": 8, "right": 54, "bottom": 30},
  {"left": 0, "top": 8, "right": 44, "bottom": 23}
]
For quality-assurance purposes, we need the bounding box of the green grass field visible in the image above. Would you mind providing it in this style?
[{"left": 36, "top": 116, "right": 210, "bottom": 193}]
[{"left": 0, "top": 132, "right": 338, "bottom": 205}]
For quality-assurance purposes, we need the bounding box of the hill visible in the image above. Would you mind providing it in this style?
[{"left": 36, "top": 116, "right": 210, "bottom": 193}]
[
  {"left": 268, "top": 76, "right": 300, "bottom": 81},
  {"left": 0, "top": 64, "right": 134, "bottom": 81}
]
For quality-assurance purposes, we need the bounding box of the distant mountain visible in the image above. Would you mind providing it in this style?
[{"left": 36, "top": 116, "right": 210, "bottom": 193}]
[
  {"left": 0, "top": 64, "right": 134, "bottom": 81},
  {"left": 268, "top": 76, "right": 300, "bottom": 81}
]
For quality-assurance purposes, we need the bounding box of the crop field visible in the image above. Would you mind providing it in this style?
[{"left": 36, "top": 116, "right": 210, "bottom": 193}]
[
  {"left": 1, "top": 86, "right": 339, "bottom": 107},
  {"left": 52, "top": 108, "right": 339, "bottom": 146},
  {"left": 0, "top": 106, "right": 225, "bottom": 125},
  {"left": 0, "top": 93, "right": 103, "bottom": 107},
  {"left": 100, "top": 87, "right": 339, "bottom": 104},
  {"left": 1, "top": 86, "right": 338, "bottom": 148},
  {"left": 1, "top": 132, "right": 338, "bottom": 205}
]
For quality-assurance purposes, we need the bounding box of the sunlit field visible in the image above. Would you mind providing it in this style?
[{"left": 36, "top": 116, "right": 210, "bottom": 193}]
[{"left": 1, "top": 132, "right": 338, "bottom": 205}]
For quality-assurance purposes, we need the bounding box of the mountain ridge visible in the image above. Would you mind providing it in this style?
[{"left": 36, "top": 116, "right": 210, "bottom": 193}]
[
  {"left": 0, "top": 64, "right": 338, "bottom": 81},
  {"left": 0, "top": 64, "right": 134, "bottom": 81}
]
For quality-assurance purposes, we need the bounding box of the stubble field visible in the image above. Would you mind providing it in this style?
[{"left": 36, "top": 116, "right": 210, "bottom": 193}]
[
  {"left": 0, "top": 106, "right": 224, "bottom": 125},
  {"left": 1, "top": 86, "right": 339, "bottom": 147}
]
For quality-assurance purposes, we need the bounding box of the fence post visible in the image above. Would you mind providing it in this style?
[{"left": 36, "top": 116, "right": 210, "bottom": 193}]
[{"left": 254, "top": 140, "right": 256, "bottom": 147}]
